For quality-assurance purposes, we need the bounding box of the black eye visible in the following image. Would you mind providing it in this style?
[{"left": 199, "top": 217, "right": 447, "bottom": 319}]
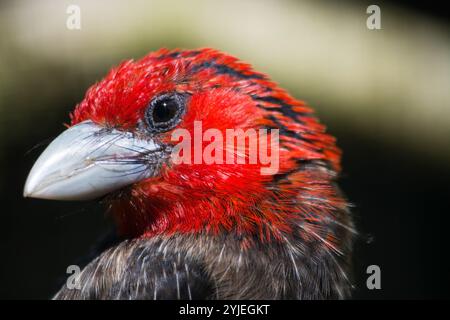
[{"left": 145, "top": 93, "right": 186, "bottom": 132}]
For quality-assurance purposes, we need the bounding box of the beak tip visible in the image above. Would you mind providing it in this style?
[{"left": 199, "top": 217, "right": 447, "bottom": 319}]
[
  {"left": 23, "top": 173, "right": 59, "bottom": 200},
  {"left": 23, "top": 179, "right": 36, "bottom": 198}
]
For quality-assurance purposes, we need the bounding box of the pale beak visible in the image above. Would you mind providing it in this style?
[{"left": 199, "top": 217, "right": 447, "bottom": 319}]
[{"left": 24, "top": 121, "right": 163, "bottom": 200}]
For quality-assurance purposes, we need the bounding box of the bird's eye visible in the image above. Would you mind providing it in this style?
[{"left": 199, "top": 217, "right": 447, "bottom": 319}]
[{"left": 145, "top": 93, "right": 186, "bottom": 133}]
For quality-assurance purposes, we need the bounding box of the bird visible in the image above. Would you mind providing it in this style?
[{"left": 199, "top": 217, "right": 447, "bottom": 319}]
[{"left": 23, "top": 48, "right": 354, "bottom": 300}]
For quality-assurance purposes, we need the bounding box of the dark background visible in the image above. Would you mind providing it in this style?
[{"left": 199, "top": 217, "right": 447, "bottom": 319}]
[{"left": 0, "top": 0, "right": 449, "bottom": 299}]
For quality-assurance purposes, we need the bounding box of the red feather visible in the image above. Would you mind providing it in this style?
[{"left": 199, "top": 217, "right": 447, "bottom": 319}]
[{"left": 71, "top": 48, "right": 344, "bottom": 244}]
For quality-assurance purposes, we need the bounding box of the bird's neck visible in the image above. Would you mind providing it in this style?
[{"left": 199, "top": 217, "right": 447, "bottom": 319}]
[
  {"left": 110, "top": 191, "right": 289, "bottom": 241},
  {"left": 109, "top": 163, "right": 346, "bottom": 242}
]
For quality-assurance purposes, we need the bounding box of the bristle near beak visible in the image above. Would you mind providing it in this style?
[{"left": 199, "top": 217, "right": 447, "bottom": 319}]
[{"left": 24, "top": 121, "right": 163, "bottom": 201}]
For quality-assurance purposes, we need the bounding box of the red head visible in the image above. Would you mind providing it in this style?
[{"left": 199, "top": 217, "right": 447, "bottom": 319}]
[{"left": 25, "top": 48, "right": 343, "bottom": 242}]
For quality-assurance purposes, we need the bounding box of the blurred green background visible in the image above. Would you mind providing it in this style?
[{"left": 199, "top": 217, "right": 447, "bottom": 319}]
[{"left": 0, "top": 0, "right": 449, "bottom": 299}]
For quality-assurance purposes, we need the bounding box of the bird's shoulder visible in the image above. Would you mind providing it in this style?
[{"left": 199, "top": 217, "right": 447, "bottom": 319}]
[{"left": 54, "top": 237, "right": 214, "bottom": 300}]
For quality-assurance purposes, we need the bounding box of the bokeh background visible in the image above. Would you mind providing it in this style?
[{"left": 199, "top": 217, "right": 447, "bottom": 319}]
[{"left": 1, "top": 0, "right": 449, "bottom": 299}]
